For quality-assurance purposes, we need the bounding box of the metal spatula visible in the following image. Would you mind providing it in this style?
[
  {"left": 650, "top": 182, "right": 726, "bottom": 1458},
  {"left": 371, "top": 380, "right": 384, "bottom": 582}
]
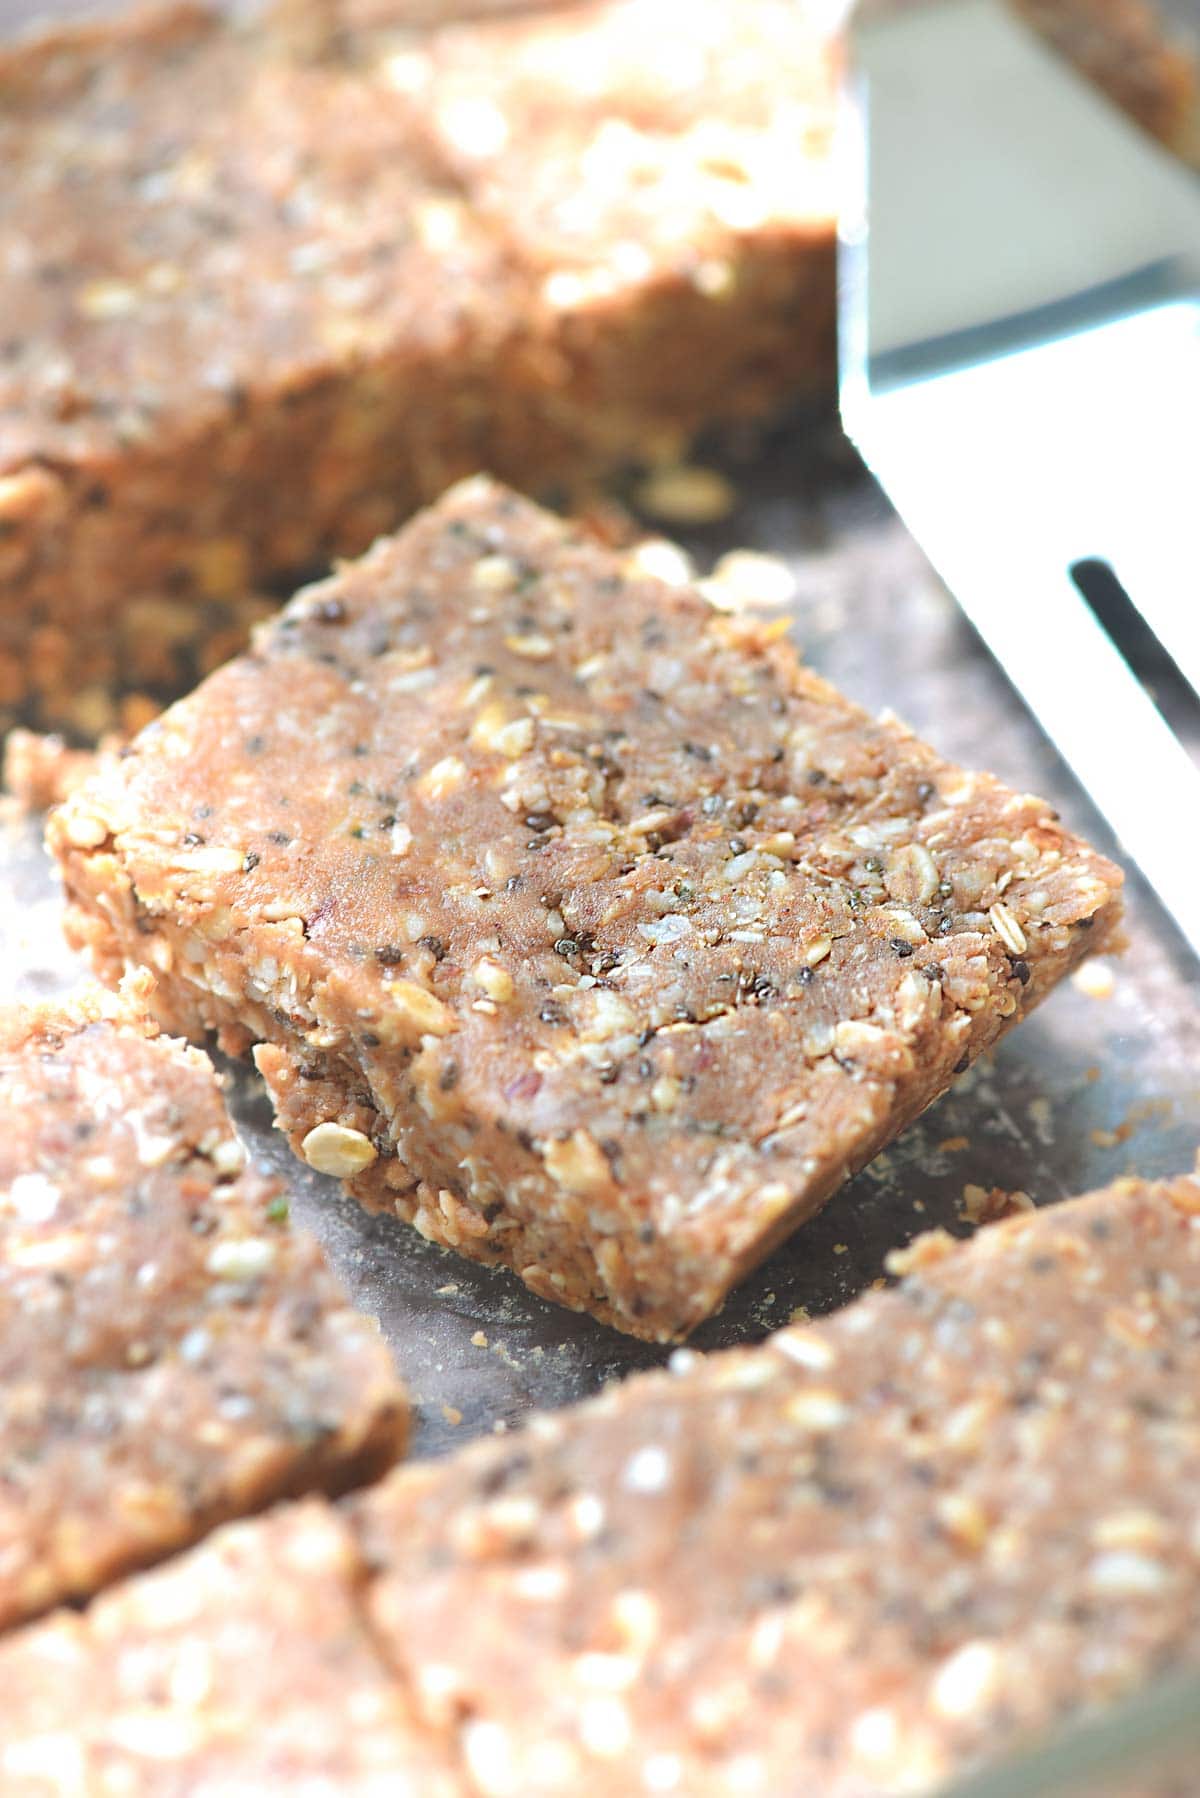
[{"left": 839, "top": 0, "right": 1200, "bottom": 954}]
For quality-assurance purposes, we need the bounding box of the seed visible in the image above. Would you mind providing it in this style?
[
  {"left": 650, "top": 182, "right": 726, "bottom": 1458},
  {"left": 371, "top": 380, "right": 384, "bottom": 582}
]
[
  {"left": 936, "top": 1491, "right": 990, "bottom": 1550},
  {"left": 784, "top": 1389, "right": 848, "bottom": 1432},
  {"left": 300, "top": 1122, "right": 379, "bottom": 1177},
  {"left": 699, "top": 549, "right": 795, "bottom": 613},
  {"left": 206, "top": 1236, "right": 277, "bottom": 1281},
  {"left": 471, "top": 703, "right": 534, "bottom": 757},
  {"left": 61, "top": 809, "right": 109, "bottom": 849},
  {"left": 504, "top": 632, "right": 554, "bottom": 660},
  {"left": 650, "top": 1075, "right": 680, "bottom": 1112},
  {"left": 635, "top": 464, "right": 736, "bottom": 526},
  {"left": 76, "top": 278, "right": 140, "bottom": 320},
  {"left": 421, "top": 755, "right": 466, "bottom": 799},
  {"left": 774, "top": 1330, "right": 835, "bottom": 1371},
  {"left": 625, "top": 537, "right": 694, "bottom": 587},
  {"left": 1087, "top": 1550, "right": 1171, "bottom": 1597},
  {"left": 472, "top": 554, "right": 517, "bottom": 592},
  {"left": 622, "top": 1444, "right": 671, "bottom": 1494},
  {"left": 1072, "top": 960, "right": 1114, "bottom": 999},
  {"left": 1092, "top": 1510, "right": 1168, "bottom": 1552},
  {"left": 931, "top": 1641, "right": 1001, "bottom": 1718}
]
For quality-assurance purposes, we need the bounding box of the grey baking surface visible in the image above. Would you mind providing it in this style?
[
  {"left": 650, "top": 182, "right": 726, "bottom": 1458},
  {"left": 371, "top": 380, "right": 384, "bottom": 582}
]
[{"left": 5, "top": 419, "right": 1198, "bottom": 1457}]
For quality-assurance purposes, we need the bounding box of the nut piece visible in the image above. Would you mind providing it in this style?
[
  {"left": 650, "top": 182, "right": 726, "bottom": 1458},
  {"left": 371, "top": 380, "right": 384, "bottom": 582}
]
[
  {"left": 301, "top": 1122, "right": 379, "bottom": 1177},
  {"left": 421, "top": 756, "right": 467, "bottom": 800},
  {"left": 471, "top": 704, "right": 535, "bottom": 758},
  {"left": 542, "top": 1129, "right": 611, "bottom": 1195},
  {"left": 384, "top": 979, "right": 457, "bottom": 1038},
  {"left": 60, "top": 808, "right": 110, "bottom": 850},
  {"left": 473, "top": 958, "right": 515, "bottom": 1003},
  {"left": 504, "top": 631, "right": 554, "bottom": 660}
]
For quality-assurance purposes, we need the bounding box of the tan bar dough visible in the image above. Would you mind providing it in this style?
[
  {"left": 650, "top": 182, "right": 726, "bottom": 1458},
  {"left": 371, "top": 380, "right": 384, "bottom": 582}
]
[
  {"left": 0, "top": 0, "right": 837, "bottom": 729},
  {"left": 352, "top": 1172, "right": 1200, "bottom": 1796},
  {"left": 50, "top": 479, "right": 1123, "bottom": 1338},
  {"left": 0, "top": 1500, "right": 462, "bottom": 1796},
  {"left": 0, "top": 987, "right": 407, "bottom": 1629},
  {"left": 6, "top": 1174, "right": 1200, "bottom": 1795}
]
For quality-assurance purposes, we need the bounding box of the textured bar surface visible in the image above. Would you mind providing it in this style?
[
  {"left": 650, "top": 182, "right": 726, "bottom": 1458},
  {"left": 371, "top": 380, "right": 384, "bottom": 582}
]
[
  {"left": 0, "top": 0, "right": 837, "bottom": 728},
  {"left": 0, "top": 988, "right": 407, "bottom": 1629},
  {"left": 5, "top": 1175, "right": 1200, "bottom": 1795},
  {"left": 0, "top": 1501, "right": 461, "bottom": 1796},
  {"left": 51, "top": 480, "right": 1123, "bottom": 1337},
  {"left": 352, "top": 1173, "right": 1200, "bottom": 1796}
]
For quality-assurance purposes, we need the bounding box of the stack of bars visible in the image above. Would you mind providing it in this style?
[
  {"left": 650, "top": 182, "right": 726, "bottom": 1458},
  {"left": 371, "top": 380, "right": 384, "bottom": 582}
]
[
  {"left": 0, "top": 0, "right": 1195, "bottom": 732},
  {"left": 1, "top": 0, "right": 1198, "bottom": 1793},
  {"left": 5, "top": 1157, "right": 1200, "bottom": 1793}
]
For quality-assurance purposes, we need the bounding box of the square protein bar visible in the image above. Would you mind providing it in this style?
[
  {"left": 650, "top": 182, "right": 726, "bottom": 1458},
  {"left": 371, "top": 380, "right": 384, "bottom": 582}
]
[
  {"left": 351, "top": 1173, "right": 1200, "bottom": 1796},
  {"left": 0, "top": 987, "right": 407, "bottom": 1629},
  {"left": 5, "top": 1172, "right": 1200, "bottom": 1795},
  {"left": 0, "top": 1501, "right": 460, "bottom": 1796},
  {"left": 51, "top": 479, "right": 1123, "bottom": 1339},
  {"left": 0, "top": 0, "right": 837, "bottom": 729}
]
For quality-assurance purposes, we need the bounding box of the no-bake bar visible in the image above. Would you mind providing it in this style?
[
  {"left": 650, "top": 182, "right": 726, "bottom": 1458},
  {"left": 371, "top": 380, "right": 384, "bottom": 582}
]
[
  {"left": 51, "top": 480, "right": 1123, "bottom": 1338},
  {"left": 0, "top": 0, "right": 837, "bottom": 729},
  {"left": 0, "top": 988, "right": 406, "bottom": 1630},
  {"left": 0, "top": 1500, "right": 461, "bottom": 1797},
  {"left": 349, "top": 1171, "right": 1200, "bottom": 1796},
  {"left": 3, "top": 0, "right": 1195, "bottom": 732},
  {"left": 5, "top": 1173, "right": 1200, "bottom": 1794}
]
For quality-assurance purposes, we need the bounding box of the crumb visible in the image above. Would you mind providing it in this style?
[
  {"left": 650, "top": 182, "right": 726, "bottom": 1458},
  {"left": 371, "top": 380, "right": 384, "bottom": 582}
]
[
  {"left": 937, "top": 1136, "right": 969, "bottom": 1154},
  {"left": 440, "top": 1404, "right": 463, "bottom": 1426},
  {"left": 960, "top": 1184, "right": 1035, "bottom": 1227},
  {"left": 1091, "top": 1129, "right": 1119, "bottom": 1149},
  {"left": 1073, "top": 961, "right": 1116, "bottom": 1000},
  {"left": 623, "top": 536, "right": 694, "bottom": 588},
  {"left": 635, "top": 463, "right": 736, "bottom": 526},
  {"left": 471, "top": 1330, "right": 488, "bottom": 1349},
  {"left": 886, "top": 1229, "right": 958, "bottom": 1276},
  {"left": 833, "top": 1242, "right": 849, "bottom": 1255},
  {"left": 698, "top": 548, "right": 796, "bottom": 613},
  {"left": 1027, "top": 1097, "right": 1054, "bottom": 1147}
]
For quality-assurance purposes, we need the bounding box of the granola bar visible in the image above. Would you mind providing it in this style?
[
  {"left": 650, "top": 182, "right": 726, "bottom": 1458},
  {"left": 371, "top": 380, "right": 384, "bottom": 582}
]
[
  {"left": 50, "top": 479, "right": 1123, "bottom": 1338},
  {"left": 0, "top": 1501, "right": 462, "bottom": 1795},
  {"left": 351, "top": 1172, "right": 1200, "bottom": 1795},
  {"left": 0, "top": 987, "right": 407, "bottom": 1629},
  {"left": 0, "top": 0, "right": 837, "bottom": 730},
  {"left": 5, "top": 1173, "right": 1200, "bottom": 1794}
]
